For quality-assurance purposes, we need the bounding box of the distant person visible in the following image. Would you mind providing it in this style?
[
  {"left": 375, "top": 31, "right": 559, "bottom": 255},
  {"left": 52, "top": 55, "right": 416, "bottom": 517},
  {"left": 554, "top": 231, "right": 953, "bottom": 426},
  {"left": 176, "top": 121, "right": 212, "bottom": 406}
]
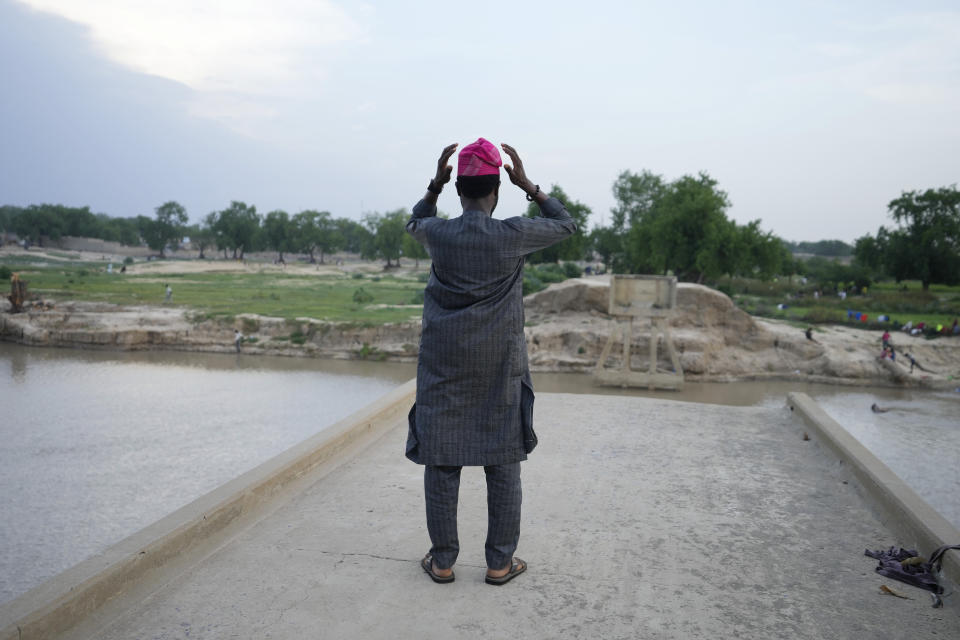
[
  {"left": 804, "top": 327, "right": 819, "bottom": 344},
  {"left": 871, "top": 403, "right": 890, "bottom": 414},
  {"left": 903, "top": 352, "right": 933, "bottom": 374},
  {"left": 881, "top": 331, "right": 891, "bottom": 349},
  {"left": 234, "top": 330, "right": 243, "bottom": 353},
  {"left": 120, "top": 264, "right": 126, "bottom": 273},
  {"left": 164, "top": 284, "right": 172, "bottom": 302},
  {"left": 406, "top": 139, "right": 575, "bottom": 586},
  {"left": 953, "top": 318, "right": 959, "bottom": 335}
]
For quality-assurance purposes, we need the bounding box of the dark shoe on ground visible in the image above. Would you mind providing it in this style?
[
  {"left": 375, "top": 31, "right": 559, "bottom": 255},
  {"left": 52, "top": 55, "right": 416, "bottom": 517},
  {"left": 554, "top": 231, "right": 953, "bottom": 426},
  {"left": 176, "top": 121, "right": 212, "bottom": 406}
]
[
  {"left": 485, "top": 558, "right": 526, "bottom": 586},
  {"left": 421, "top": 553, "right": 455, "bottom": 584}
]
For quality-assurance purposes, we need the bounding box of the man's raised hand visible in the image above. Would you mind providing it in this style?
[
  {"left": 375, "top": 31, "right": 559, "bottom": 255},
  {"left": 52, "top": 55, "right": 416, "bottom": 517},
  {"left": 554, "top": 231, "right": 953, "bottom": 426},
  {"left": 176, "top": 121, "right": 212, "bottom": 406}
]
[
  {"left": 434, "top": 143, "right": 458, "bottom": 187},
  {"left": 500, "top": 143, "right": 535, "bottom": 195}
]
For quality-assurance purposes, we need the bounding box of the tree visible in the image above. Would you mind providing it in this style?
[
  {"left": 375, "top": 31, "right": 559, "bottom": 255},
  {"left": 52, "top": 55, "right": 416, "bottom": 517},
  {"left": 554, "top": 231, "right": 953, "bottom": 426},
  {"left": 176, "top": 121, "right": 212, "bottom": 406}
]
[
  {"left": 402, "top": 232, "right": 429, "bottom": 268},
  {"left": 883, "top": 186, "right": 960, "bottom": 289},
  {"left": 186, "top": 222, "right": 216, "bottom": 259},
  {"left": 621, "top": 172, "right": 733, "bottom": 282},
  {"left": 588, "top": 226, "right": 621, "bottom": 270},
  {"left": 12, "top": 205, "right": 65, "bottom": 246},
  {"left": 853, "top": 233, "right": 883, "bottom": 272},
  {"left": 610, "top": 170, "right": 664, "bottom": 232},
  {"left": 524, "top": 184, "right": 591, "bottom": 263},
  {"left": 734, "top": 220, "right": 784, "bottom": 280},
  {"left": 263, "top": 209, "right": 294, "bottom": 263},
  {"left": 203, "top": 211, "right": 228, "bottom": 259},
  {"left": 294, "top": 210, "right": 340, "bottom": 263},
  {"left": 335, "top": 218, "right": 373, "bottom": 256},
  {"left": 149, "top": 201, "right": 188, "bottom": 257},
  {"left": 214, "top": 201, "right": 260, "bottom": 259},
  {"left": 363, "top": 210, "right": 407, "bottom": 267}
]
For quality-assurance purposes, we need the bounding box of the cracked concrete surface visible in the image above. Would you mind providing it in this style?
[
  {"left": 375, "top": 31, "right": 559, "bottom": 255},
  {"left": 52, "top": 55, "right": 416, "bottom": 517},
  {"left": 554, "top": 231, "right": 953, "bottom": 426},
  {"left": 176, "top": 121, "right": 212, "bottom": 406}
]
[{"left": 74, "top": 393, "right": 959, "bottom": 640}]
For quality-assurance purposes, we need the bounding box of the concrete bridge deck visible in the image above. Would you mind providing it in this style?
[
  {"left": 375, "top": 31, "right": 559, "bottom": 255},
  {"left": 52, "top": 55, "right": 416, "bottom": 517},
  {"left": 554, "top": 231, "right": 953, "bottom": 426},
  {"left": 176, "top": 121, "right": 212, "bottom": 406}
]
[{"left": 4, "top": 388, "right": 958, "bottom": 639}]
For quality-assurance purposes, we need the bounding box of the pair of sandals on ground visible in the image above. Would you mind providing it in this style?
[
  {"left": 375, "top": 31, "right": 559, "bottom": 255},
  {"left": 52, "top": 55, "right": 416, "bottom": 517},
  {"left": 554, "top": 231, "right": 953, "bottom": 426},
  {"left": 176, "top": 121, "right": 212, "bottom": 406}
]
[{"left": 421, "top": 553, "right": 526, "bottom": 586}]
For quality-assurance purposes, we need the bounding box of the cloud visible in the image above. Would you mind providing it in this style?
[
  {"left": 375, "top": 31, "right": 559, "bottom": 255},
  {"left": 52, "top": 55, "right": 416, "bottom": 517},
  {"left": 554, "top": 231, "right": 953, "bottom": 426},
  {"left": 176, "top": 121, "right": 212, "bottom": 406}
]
[{"left": 13, "top": 0, "right": 367, "bottom": 93}]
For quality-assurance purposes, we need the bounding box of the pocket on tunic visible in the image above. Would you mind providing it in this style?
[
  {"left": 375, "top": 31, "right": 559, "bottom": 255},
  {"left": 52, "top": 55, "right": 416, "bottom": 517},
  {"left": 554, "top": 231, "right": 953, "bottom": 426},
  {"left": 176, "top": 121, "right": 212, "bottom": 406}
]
[
  {"left": 520, "top": 378, "right": 537, "bottom": 454},
  {"left": 405, "top": 403, "right": 420, "bottom": 462}
]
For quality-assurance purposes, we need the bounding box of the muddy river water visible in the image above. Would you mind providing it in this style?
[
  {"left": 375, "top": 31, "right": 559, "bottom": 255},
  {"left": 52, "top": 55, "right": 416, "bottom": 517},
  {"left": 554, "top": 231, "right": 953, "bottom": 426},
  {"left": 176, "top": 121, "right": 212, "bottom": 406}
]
[{"left": 1, "top": 343, "right": 957, "bottom": 604}]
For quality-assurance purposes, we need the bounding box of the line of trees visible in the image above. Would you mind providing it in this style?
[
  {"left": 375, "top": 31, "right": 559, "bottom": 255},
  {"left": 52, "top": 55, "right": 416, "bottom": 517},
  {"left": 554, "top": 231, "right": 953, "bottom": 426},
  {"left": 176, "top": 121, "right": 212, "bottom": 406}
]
[
  {"left": 0, "top": 201, "right": 389, "bottom": 265},
  {"left": 0, "top": 173, "right": 794, "bottom": 281},
  {"left": 584, "top": 170, "right": 789, "bottom": 283},
  {"left": 8, "top": 176, "right": 954, "bottom": 289},
  {"left": 854, "top": 186, "right": 960, "bottom": 290}
]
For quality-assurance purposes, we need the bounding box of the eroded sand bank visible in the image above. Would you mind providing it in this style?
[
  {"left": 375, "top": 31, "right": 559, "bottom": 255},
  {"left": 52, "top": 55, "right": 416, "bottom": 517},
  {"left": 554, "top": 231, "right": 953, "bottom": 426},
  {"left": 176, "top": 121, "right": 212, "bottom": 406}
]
[{"left": 3, "top": 264, "right": 957, "bottom": 389}]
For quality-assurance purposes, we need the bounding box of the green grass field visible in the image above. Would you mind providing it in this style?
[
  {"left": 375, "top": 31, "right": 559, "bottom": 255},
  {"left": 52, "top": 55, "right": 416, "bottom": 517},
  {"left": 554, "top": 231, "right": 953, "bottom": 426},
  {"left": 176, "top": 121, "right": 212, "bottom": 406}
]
[
  {"left": 10, "top": 265, "right": 428, "bottom": 325},
  {"left": 6, "top": 257, "right": 960, "bottom": 333},
  {"left": 728, "top": 277, "right": 960, "bottom": 332}
]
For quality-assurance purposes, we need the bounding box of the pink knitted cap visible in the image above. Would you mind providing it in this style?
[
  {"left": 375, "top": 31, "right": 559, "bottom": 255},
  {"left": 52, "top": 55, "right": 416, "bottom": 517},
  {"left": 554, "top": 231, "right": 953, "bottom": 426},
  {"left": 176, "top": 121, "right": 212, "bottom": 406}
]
[{"left": 457, "top": 138, "right": 502, "bottom": 176}]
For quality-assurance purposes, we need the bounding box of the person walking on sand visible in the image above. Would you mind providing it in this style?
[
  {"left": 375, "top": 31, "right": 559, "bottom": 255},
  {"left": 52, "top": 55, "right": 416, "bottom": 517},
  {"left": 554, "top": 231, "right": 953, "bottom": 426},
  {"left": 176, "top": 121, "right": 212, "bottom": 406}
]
[
  {"left": 903, "top": 352, "right": 934, "bottom": 374},
  {"left": 405, "top": 139, "right": 575, "bottom": 586},
  {"left": 164, "top": 284, "right": 172, "bottom": 302},
  {"left": 234, "top": 329, "right": 243, "bottom": 353}
]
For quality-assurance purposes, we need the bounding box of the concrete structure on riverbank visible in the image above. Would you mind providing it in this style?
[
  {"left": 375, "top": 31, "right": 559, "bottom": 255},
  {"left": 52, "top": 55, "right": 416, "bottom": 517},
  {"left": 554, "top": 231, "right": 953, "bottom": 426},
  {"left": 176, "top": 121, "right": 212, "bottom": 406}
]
[{"left": 2, "top": 386, "right": 958, "bottom": 639}]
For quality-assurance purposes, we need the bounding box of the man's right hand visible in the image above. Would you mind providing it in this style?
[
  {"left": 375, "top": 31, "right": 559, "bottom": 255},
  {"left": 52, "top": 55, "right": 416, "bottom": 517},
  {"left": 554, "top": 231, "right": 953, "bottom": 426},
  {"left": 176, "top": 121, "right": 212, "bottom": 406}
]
[{"left": 433, "top": 143, "right": 458, "bottom": 188}]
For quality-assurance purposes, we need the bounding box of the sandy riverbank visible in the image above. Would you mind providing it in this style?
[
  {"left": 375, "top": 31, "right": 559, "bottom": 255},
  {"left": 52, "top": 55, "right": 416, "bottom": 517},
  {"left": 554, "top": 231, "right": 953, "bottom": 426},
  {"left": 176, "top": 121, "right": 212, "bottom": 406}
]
[{"left": 2, "top": 250, "right": 959, "bottom": 389}]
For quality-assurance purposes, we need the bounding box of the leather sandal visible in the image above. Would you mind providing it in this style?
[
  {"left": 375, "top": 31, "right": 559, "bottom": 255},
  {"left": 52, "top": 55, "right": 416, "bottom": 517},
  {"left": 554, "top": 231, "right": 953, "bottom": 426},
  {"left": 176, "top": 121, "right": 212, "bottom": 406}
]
[
  {"left": 485, "top": 557, "right": 526, "bottom": 586},
  {"left": 421, "top": 553, "right": 455, "bottom": 584}
]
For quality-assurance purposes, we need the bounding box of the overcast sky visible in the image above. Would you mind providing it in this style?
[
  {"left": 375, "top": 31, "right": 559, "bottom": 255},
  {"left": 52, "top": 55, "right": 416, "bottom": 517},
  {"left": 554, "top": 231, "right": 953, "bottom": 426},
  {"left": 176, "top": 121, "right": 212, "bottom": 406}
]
[{"left": 1, "top": 0, "right": 958, "bottom": 242}]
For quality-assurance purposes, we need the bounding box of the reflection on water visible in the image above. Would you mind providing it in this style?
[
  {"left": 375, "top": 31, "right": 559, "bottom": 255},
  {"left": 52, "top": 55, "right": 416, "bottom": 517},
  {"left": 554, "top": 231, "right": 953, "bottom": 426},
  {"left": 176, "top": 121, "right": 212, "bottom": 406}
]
[
  {"left": 1, "top": 343, "right": 957, "bottom": 605},
  {"left": 0, "top": 343, "right": 415, "bottom": 604}
]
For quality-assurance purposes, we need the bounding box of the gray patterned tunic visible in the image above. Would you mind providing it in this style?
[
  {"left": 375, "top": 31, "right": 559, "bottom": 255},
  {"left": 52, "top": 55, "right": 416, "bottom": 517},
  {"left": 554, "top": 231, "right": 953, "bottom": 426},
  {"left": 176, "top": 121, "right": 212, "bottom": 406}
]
[{"left": 405, "top": 197, "right": 575, "bottom": 466}]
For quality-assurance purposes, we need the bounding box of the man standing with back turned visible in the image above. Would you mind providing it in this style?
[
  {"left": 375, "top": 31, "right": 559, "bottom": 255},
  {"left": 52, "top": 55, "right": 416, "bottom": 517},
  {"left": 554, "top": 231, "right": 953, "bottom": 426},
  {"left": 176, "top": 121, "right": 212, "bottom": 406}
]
[{"left": 406, "top": 139, "right": 575, "bottom": 585}]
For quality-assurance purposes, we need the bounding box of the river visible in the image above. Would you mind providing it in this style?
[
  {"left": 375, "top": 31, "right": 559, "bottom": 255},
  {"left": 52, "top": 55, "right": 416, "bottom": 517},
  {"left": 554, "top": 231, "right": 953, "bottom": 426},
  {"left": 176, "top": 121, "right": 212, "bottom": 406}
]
[{"left": 1, "top": 343, "right": 957, "bottom": 604}]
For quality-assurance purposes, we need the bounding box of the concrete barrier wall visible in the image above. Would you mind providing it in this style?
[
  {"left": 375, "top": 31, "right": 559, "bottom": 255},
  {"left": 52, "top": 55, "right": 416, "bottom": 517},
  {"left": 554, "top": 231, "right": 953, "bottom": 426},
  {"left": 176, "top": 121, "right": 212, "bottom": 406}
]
[
  {"left": 787, "top": 392, "right": 960, "bottom": 585},
  {"left": 0, "top": 379, "right": 416, "bottom": 640}
]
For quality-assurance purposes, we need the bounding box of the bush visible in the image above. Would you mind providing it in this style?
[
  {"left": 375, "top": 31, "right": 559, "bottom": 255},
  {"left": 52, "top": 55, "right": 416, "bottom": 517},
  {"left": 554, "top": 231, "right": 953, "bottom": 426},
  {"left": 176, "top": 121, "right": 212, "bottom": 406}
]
[
  {"left": 353, "top": 287, "right": 374, "bottom": 303},
  {"left": 123, "top": 256, "right": 134, "bottom": 265},
  {"left": 523, "top": 274, "right": 545, "bottom": 296},
  {"left": 416, "top": 272, "right": 430, "bottom": 283},
  {"left": 529, "top": 263, "right": 566, "bottom": 284},
  {"left": 352, "top": 272, "right": 364, "bottom": 279},
  {"left": 562, "top": 262, "right": 582, "bottom": 278},
  {"left": 0, "top": 266, "right": 12, "bottom": 281},
  {"left": 409, "top": 290, "right": 425, "bottom": 304}
]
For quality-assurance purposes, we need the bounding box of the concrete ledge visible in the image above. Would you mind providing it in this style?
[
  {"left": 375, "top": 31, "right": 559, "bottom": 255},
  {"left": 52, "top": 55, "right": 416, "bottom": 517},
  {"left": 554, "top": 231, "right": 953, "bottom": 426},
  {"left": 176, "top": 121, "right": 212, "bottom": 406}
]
[
  {"left": 0, "top": 378, "right": 416, "bottom": 640},
  {"left": 787, "top": 392, "right": 960, "bottom": 584}
]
